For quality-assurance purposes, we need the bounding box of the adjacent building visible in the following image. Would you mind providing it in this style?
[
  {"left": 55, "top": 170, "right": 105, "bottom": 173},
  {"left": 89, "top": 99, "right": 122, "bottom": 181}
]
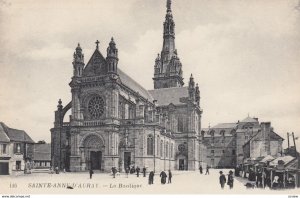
[
  {"left": 33, "top": 143, "right": 51, "bottom": 169},
  {"left": 0, "top": 122, "right": 35, "bottom": 175},
  {"left": 201, "top": 117, "right": 284, "bottom": 168}
]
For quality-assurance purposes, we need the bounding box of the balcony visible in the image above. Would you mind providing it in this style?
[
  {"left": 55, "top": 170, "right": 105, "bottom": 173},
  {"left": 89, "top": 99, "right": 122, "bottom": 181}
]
[{"left": 83, "top": 120, "right": 105, "bottom": 126}]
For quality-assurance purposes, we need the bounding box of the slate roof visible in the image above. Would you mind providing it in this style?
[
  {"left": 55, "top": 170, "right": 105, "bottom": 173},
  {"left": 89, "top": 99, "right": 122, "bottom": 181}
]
[
  {"left": 0, "top": 122, "right": 34, "bottom": 143},
  {"left": 33, "top": 143, "right": 51, "bottom": 161},
  {"left": 259, "top": 155, "right": 275, "bottom": 163},
  {"left": 212, "top": 123, "right": 237, "bottom": 129},
  {"left": 0, "top": 123, "right": 10, "bottom": 142},
  {"left": 240, "top": 116, "right": 259, "bottom": 123},
  {"left": 269, "top": 155, "right": 295, "bottom": 166},
  {"left": 148, "top": 87, "right": 188, "bottom": 106},
  {"left": 118, "top": 69, "right": 154, "bottom": 101}
]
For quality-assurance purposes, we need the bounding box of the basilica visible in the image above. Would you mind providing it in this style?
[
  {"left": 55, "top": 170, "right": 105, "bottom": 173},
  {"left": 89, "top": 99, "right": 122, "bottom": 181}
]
[{"left": 51, "top": 0, "right": 202, "bottom": 172}]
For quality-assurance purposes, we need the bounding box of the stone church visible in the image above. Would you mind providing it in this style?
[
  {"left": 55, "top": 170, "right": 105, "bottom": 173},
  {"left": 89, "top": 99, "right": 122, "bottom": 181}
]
[{"left": 51, "top": 0, "right": 202, "bottom": 172}]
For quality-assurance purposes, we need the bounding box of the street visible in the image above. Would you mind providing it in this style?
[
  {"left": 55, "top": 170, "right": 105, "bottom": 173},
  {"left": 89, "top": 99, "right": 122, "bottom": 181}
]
[{"left": 0, "top": 169, "right": 299, "bottom": 194}]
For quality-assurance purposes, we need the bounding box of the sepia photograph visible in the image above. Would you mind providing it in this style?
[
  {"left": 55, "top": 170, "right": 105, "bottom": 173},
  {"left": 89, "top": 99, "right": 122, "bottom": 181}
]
[{"left": 0, "top": 0, "right": 299, "bottom": 197}]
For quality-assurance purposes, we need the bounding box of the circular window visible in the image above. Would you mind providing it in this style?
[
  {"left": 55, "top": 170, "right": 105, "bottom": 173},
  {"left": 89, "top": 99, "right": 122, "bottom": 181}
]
[{"left": 88, "top": 96, "right": 105, "bottom": 119}]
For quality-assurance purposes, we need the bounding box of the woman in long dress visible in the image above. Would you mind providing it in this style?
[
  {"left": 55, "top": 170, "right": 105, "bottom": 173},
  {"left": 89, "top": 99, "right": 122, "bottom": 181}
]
[{"left": 160, "top": 170, "right": 167, "bottom": 184}]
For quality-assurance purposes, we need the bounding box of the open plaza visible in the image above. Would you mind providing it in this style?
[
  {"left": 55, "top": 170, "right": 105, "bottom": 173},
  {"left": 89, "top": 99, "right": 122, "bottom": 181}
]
[{"left": 0, "top": 169, "right": 299, "bottom": 194}]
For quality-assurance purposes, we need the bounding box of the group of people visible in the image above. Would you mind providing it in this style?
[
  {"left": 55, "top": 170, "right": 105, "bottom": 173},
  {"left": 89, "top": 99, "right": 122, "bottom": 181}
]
[
  {"left": 199, "top": 165, "right": 234, "bottom": 190},
  {"left": 219, "top": 170, "right": 234, "bottom": 189},
  {"left": 198, "top": 165, "right": 210, "bottom": 175}
]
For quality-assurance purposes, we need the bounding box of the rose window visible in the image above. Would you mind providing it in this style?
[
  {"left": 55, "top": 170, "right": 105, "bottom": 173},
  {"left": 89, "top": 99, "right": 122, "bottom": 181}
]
[{"left": 88, "top": 96, "right": 104, "bottom": 119}]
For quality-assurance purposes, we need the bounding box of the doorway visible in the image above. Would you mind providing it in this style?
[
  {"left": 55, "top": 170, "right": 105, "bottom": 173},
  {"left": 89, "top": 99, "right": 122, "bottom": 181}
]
[
  {"left": 0, "top": 162, "right": 9, "bottom": 175},
  {"left": 124, "top": 152, "right": 131, "bottom": 169},
  {"left": 90, "top": 151, "right": 102, "bottom": 170},
  {"left": 179, "top": 159, "right": 185, "bottom": 170}
]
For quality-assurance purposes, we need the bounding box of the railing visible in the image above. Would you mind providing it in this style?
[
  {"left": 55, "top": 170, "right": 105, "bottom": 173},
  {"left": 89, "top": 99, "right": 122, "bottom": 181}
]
[
  {"left": 83, "top": 120, "right": 105, "bottom": 126},
  {"left": 63, "top": 122, "right": 70, "bottom": 127},
  {"left": 120, "top": 119, "right": 135, "bottom": 125},
  {"left": 81, "top": 76, "right": 105, "bottom": 83}
]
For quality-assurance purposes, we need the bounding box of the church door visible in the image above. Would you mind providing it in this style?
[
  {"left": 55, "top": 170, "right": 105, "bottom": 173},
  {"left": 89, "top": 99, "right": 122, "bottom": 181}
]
[
  {"left": 179, "top": 159, "right": 185, "bottom": 170},
  {"left": 90, "top": 151, "right": 102, "bottom": 170},
  {"left": 124, "top": 152, "right": 131, "bottom": 169}
]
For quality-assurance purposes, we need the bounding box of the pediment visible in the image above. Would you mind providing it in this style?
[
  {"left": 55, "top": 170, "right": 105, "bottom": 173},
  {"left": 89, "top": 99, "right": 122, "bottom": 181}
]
[{"left": 83, "top": 50, "right": 108, "bottom": 76}]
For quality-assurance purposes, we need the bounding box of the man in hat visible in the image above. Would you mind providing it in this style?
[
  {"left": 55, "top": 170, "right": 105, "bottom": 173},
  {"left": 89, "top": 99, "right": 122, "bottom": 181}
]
[
  {"left": 199, "top": 165, "right": 203, "bottom": 174},
  {"left": 168, "top": 170, "right": 172, "bottom": 184},
  {"left": 136, "top": 166, "right": 140, "bottom": 177},
  {"left": 219, "top": 171, "right": 226, "bottom": 189},
  {"left": 142, "top": 166, "right": 147, "bottom": 177},
  {"left": 205, "top": 165, "right": 210, "bottom": 175},
  {"left": 227, "top": 170, "right": 234, "bottom": 189},
  {"left": 89, "top": 169, "right": 94, "bottom": 179}
]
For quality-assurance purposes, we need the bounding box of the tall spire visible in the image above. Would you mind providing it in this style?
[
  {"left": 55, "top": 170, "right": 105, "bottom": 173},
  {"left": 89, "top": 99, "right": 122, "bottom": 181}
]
[
  {"left": 153, "top": 0, "right": 184, "bottom": 89},
  {"left": 167, "top": 0, "right": 171, "bottom": 11}
]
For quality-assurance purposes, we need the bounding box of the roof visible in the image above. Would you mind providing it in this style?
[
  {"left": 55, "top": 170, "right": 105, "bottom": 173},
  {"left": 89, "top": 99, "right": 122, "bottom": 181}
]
[
  {"left": 118, "top": 69, "right": 153, "bottom": 101},
  {"left": 259, "top": 155, "right": 275, "bottom": 163},
  {"left": 82, "top": 49, "right": 153, "bottom": 102},
  {"left": 270, "top": 131, "right": 284, "bottom": 140},
  {"left": 0, "top": 122, "right": 34, "bottom": 143},
  {"left": 240, "top": 116, "right": 259, "bottom": 123},
  {"left": 0, "top": 123, "right": 10, "bottom": 142},
  {"left": 212, "top": 123, "right": 237, "bottom": 129},
  {"left": 148, "top": 86, "right": 188, "bottom": 106},
  {"left": 33, "top": 143, "right": 51, "bottom": 161},
  {"left": 269, "top": 155, "right": 295, "bottom": 166}
]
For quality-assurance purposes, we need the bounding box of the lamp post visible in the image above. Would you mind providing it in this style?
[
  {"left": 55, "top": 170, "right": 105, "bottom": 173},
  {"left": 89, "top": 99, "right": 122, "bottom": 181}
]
[
  {"left": 292, "top": 132, "right": 300, "bottom": 187},
  {"left": 153, "top": 126, "right": 156, "bottom": 173}
]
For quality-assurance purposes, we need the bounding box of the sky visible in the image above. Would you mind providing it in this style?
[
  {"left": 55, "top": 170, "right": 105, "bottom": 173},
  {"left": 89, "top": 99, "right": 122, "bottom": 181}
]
[{"left": 0, "top": 0, "right": 299, "bottom": 148}]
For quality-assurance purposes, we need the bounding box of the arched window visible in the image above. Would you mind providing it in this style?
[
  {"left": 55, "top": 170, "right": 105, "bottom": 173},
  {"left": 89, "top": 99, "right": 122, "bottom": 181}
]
[
  {"left": 147, "top": 135, "right": 154, "bottom": 155},
  {"left": 170, "top": 143, "right": 173, "bottom": 158},
  {"left": 166, "top": 142, "right": 169, "bottom": 158},
  {"left": 178, "top": 116, "right": 183, "bottom": 132},
  {"left": 160, "top": 140, "right": 163, "bottom": 157},
  {"left": 157, "top": 137, "right": 160, "bottom": 155}
]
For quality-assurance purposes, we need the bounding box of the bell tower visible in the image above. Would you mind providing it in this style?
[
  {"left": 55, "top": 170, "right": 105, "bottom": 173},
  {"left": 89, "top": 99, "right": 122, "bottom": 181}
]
[{"left": 153, "top": 0, "right": 184, "bottom": 89}]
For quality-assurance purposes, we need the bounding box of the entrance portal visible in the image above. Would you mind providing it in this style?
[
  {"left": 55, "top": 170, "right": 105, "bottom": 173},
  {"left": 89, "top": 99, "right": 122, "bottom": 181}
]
[
  {"left": 124, "top": 152, "right": 131, "bottom": 169},
  {"left": 90, "top": 151, "right": 102, "bottom": 170},
  {"left": 179, "top": 159, "right": 185, "bottom": 170}
]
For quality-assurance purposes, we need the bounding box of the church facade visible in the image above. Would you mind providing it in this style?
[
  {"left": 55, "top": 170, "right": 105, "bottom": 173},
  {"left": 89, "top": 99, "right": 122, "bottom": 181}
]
[{"left": 50, "top": 0, "right": 202, "bottom": 172}]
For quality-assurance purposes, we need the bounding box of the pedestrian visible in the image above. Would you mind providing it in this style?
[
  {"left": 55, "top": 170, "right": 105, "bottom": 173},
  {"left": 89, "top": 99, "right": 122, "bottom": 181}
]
[
  {"left": 55, "top": 166, "right": 59, "bottom": 174},
  {"left": 227, "top": 170, "right": 234, "bottom": 189},
  {"left": 136, "top": 166, "right": 140, "bottom": 177},
  {"left": 205, "top": 165, "right": 210, "bottom": 175},
  {"left": 168, "top": 170, "right": 172, "bottom": 184},
  {"left": 160, "top": 170, "right": 167, "bottom": 184},
  {"left": 89, "top": 169, "right": 94, "bottom": 179},
  {"left": 143, "top": 166, "right": 146, "bottom": 177},
  {"left": 199, "top": 165, "right": 203, "bottom": 174},
  {"left": 219, "top": 171, "right": 226, "bottom": 189},
  {"left": 112, "top": 167, "right": 117, "bottom": 178},
  {"left": 149, "top": 171, "right": 154, "bottom": 185},
  {"left": 125, "top": 167, "right": 129, "bottom": 178}
]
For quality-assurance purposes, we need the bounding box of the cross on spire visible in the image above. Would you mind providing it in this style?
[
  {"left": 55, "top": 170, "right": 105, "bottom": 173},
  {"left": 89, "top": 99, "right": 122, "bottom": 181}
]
[
  {"left": 95, "top": 40, "right": 100, "bottom": 49},
  {"left": 167, "top": 0, "right": 171, "bottom": 11}
]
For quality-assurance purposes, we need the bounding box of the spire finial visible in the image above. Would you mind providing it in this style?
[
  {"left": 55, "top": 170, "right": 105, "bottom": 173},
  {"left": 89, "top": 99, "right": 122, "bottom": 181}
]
[
  {"left": 167, "top": 0, "right": 171, "bottom": 11},
  {"left": 95, "top": 40, "right": 100, "bottom": 49}
]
